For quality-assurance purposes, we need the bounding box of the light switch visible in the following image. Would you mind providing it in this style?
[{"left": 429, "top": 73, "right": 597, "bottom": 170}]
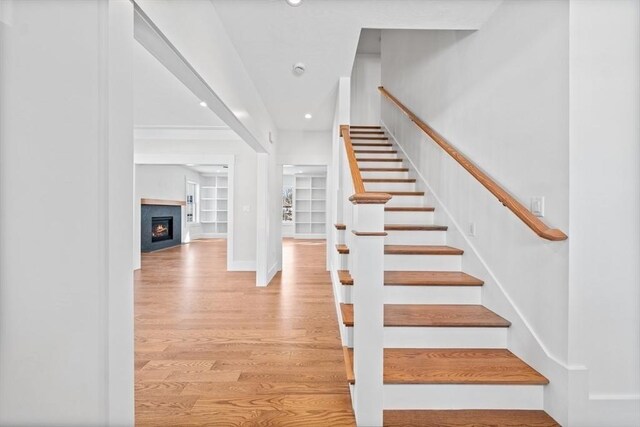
[
  {"left": 531, "top": 197, "right": 545, "bottom": 217},
  {"left": 242, "top": 205, "right": 251, "bottom": 213},
  {"left": 468, "top": 222, "right": 476, "bottom": 237}
]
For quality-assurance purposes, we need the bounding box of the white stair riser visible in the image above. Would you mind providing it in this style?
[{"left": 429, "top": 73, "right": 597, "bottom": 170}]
[
  {"left": 344, "top": 326, "right": 507, "bottom": 349},
  {"left": 384, "top": 254, "right": 462, "bottom": 271},
  {"left": 385, "top": 210, "right": 434, "bottom": 224},
  {"left": 335, "top": 229, "right": 345, "bottom": 244},
  {"left": 383, "top": 327, "right": 508, "bottom": 348},
  {"left": 342, "top": 285, "right": 481, "bottom": 305},
  {"left": 354, "top": 151, "right": 398, "bottom": 159},
  {"left": 386, "top": 195, "right": 425, "bottom": 207},
  {"left": 361, "top": 171, "right": 409, "bottom": 180},
  {"left": 337, "top": 253, "right": 349, "bottom": 270},
  {"left": 352, "top": 145, "right": 395, "bottom": 152},
  {"left": 384, "top": 384, "right": 544, "bottom": 410},
  {"left": 365, "top": 182, "right": 416, "bottom": 192},
  {"left": 385, "top": 230, "right": 447, "bottom": 245},
  {"left": 357, "top": 160, "right": 404, "bottom": 169},
  {"left": 384, "top": 285, "right": 481, "bottom": 304}
]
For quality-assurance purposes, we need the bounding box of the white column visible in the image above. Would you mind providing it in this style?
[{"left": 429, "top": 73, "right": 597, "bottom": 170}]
[
  {"left": 256, "top": 152, "right": 269, "bottom": 286},
  {"left": 350, "top": 197, "right": 388, "bottom": 426},
  {"left": 0, "top": 1, "right": 134, "bottom": 425}
]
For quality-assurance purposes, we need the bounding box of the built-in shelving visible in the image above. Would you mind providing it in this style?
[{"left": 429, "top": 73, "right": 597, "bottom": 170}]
[
  {"left": 200, "top": 174, "right": 228, "bottom": 236},
  {"left": 294, "top": 175, "right": 326, "bottom": 238}
]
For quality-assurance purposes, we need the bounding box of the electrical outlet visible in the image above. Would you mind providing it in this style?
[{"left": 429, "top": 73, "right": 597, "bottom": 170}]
[
  {"left": 530, "top": 197, "right": 545, "bottom": 217},
  {"left": 468, "top": 222, "right": 476, "bottom": 237}
]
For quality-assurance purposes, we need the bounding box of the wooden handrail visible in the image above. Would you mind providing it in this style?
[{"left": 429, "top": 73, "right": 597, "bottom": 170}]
[
  {"left": 340, "top": 125, "right": 392, "bottom": 205},
  {"left": 340, "top": 125, "right": 366, "bottom": 193},
  {"left": 378, "top": 86, "right": 567, "bottom": 241}
]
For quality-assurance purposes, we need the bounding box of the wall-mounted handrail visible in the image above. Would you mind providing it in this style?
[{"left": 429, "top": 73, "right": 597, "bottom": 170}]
[{"left": 378, "top": 86, "right": 567, "bottom": 241}]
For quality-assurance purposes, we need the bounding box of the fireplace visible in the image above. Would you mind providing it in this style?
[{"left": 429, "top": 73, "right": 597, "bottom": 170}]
[
  {"left": 141, "top": 203, "right": 182, "bottom": 252},
  {"left": 151, "top": 216, "right": 173, "bottom": 242}
]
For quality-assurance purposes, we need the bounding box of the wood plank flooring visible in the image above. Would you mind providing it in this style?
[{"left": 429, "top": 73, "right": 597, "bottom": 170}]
[{"left": 135, "top": 238, "right": 355, "bottom": 426}]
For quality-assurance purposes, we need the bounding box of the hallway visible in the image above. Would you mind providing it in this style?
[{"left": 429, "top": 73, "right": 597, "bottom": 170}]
[{"left": 134, "top": 239, "right": 355, "bottom": 426}]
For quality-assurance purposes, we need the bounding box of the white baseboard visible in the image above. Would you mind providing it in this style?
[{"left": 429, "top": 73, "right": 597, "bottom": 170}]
[
  {"left": 256, "top": 261, "right": 281, "bottom": 287},
  {"left": 227, "top": 260, "right": 256, "bottom": 271}
]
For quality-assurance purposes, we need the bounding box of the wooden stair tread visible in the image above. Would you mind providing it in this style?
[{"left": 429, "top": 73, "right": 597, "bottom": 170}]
[
  {"left": 346, "top": 348, "right": 549, "bottom": 385},
  {"left": 385, "top": 271, "right": 484, "bottom": 286},
  {"left": 351, "top": 130, "right": 385, "bottom": 134},
  {"left": 385, "top": 224, "right": 447, "bottom": 231},
  {"left": 340, "top": 304, "right": 511, "bottom": 328},
  {"left": 341, "top": 271, "right": 484, "bottom": 287},
  {"left": 334, "top": 223, "right": 346, "bottom": 230},
  {"left": 385, "top": 206, "right": 435, "bottom": 212},
  {"left": 383, "top": 410, "right": 560, "bottom": 427},
  {"left": 364, "top": 178, "right": 416, "bottom": 183},
  {"left": 335, "top": 244, "right": 349, "bottom": 254},
  {"left": 342, "top": 346, "right": 355, "bottom": 384},
  {"left": 338, "top": 270, "right": 353, "bottom": 285},
  {"left": 354, "top": 150, "right": 398, "bottom": 154},
  {"left": 385, "top": 245, "right": 463, "bottom": 255},
  {"left": 360, "top": 168, "right": 409, "bottom": 172},
  {"left": 350, "top": 125, "right": 381, "bottom": 129},
  {"left": 357, "top": 158, "right": 403, "bottom": 162}
]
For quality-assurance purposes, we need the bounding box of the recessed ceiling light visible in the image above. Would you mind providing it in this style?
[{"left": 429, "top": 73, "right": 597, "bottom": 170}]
[
  {"left": 286, "top": 0, "right": 302, "bottom": 6},
  {"left": 304, "top": 113, "right": 312, "bottom": 119},
  {"left": 186, "top": 164, "right": 195, "bottom": 166},
  {"left": 199, "top": 101, "right": 207, "bottom": 107}
]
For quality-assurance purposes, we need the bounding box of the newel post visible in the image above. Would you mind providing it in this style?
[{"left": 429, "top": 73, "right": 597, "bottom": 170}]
[{"left": 350, "top": 192, "right": 391, "bottom": 426}]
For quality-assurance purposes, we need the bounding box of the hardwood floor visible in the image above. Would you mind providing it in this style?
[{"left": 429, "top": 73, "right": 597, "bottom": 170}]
[{"left": 135, "top": 238, "right": 355, "bottom": 426}]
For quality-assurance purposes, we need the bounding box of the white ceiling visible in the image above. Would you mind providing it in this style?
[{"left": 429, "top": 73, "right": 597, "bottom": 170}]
[
  {"left": 211, "top": 0, "right": 501, "bottom": 131},
  {"left": 133, "top": 40, "right": 228, "bottom": 128}
]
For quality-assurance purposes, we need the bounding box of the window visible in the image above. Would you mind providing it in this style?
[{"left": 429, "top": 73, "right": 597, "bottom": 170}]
[
  {"left": 186, "top": 181, "right": 198, "bottom": 223},
  {"left": 282, "top": 186, "right": 293, "bottom": 222}
]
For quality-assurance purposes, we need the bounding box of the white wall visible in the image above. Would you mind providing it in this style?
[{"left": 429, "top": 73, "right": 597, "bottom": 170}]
[
  {"left": 276, "top": 130, "right": 333, "bottom": 166},
  {"left": 0, "top": 1, "right": 134, "bottom": 424},
  {"left": 135, "top": 139, "right": 257, "bottom": 270},
  {"left": 380, "top": 1, "right": 571, "bottom": 421},
  {"left": 134, "top": 165, "right": 203, "bottom": 269},
  {"left": 351, "top": 53, "right": 381, "bottom": 125},
  {"left": 568, "top": 1, "right": 640, "bottom": 425}
]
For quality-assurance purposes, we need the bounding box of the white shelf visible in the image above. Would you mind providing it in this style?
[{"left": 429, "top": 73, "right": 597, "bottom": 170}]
[
  {"left": 293, "top": 174, "right": 326, "bottom": 238},
  {"left": 199, "top": 173, "right": 229, "bottom": 237}
]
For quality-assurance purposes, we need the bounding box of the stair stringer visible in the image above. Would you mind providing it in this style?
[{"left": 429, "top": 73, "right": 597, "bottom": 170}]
[{"left": 381, "top": 121, "right": 570, "bottom": 426}]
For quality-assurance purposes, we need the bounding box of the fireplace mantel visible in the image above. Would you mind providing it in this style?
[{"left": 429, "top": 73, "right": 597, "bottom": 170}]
[{"left": 140, "top": 198, "right": 186, "bottom": 207}]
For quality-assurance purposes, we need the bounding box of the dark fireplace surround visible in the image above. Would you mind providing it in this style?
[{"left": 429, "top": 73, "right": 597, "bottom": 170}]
[{"left": 141, "top": 203, "right": 182, "bottom": 252}]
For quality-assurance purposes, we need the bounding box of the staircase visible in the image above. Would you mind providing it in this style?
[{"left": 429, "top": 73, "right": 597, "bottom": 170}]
[{"left": 333, "top": 125, "right": 560, "bottom": 426}]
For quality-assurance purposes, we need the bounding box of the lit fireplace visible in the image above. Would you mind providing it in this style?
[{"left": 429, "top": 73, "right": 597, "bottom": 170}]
[{"left": 151, "top": 216, "right": 173, "bottom": 242}]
